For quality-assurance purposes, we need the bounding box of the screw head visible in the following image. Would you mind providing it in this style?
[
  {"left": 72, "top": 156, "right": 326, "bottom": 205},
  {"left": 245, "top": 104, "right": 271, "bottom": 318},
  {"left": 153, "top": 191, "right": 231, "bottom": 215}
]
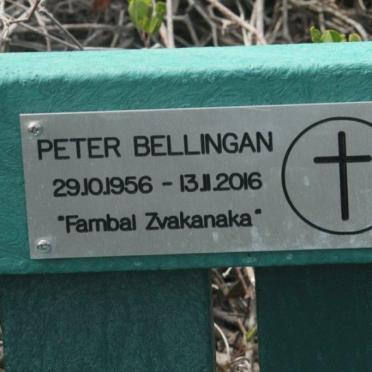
[
  {"left": 36, "top": 239, "right": 51, "bottom": 253},
  {"left": 28, "top": 122, "right": 43, "bottom": 136}
]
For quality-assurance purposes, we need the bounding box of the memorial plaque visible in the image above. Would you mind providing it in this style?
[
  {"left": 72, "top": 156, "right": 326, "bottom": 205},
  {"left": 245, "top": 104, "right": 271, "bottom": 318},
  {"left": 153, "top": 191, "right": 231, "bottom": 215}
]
[{"left": 20, "top": 102, "right": 372, "bottom": 259}]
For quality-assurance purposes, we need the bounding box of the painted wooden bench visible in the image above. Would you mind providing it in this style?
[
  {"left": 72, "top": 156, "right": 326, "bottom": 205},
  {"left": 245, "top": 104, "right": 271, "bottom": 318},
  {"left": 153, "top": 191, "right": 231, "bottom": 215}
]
[{"left": 0, "top": 42, "right": 371, "bottom": 371}]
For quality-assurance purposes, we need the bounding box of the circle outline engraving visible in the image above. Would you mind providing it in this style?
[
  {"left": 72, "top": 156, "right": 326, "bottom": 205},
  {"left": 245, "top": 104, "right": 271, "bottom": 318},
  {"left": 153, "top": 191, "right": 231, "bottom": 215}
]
[{"left": 281, "top": 116, "right": 372, "bottom": 235}]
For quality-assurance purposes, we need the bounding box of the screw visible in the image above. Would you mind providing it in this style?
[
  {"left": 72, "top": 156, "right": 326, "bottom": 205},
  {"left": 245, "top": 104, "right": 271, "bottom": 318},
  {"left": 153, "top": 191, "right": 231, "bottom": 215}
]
[
  {"left": 36, "top": 239, "right": 51, "bottom": 253},
  {"left": 28, "top": 122, "right": 43, "bottom": 136}
]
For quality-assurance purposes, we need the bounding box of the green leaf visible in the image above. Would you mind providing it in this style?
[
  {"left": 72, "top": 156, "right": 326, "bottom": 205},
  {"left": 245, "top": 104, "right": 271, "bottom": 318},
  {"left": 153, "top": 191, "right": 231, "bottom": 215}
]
[
  {"left": 348, "top": 32, "right": 362, "bottom": 42},
  {"left": 320, "top": 29, "right": 346, "bottom": 43},
  {"left": 128, "top": 0, "right": 152, "bottom": 31},
  {"left": 128, "top": 0, "right": 166, "bottom": 35},
  {"left": 310, "top": 26, "right": 322, "bottom": 43},
  {"left": 310, "top": 27, "right": 362, "bottom": 43},
  {"left": 148, "top": 2, "right": 166, "bottom": 34},
  {"left": 245, "top": 326, "right": 257, "bottom": 342}
]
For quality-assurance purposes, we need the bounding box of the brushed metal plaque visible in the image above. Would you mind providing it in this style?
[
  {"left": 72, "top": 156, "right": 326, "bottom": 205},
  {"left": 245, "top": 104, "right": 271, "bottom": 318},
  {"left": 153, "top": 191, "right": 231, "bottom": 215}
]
[{"left": 20, "top": 102, "right": 372, "bottom": 259}]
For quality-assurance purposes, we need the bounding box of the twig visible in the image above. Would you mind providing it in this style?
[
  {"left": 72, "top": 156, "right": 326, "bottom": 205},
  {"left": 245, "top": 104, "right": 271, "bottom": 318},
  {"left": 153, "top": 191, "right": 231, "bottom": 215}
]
[
  {"left": 0, "top": 0, "right": 43, "bottom": 51},
  {"left": 110, "top": 8, "right": 125, "bottom": 47},
  {"left": 39, "top": 7, "right": 84, "bottom": 49},
  {"left": 235, "top": 267, "right": 251, "bottom": 299},
  {"left": 194, "top": 0, "right": 219, "bottom": 46},
  {"left": 166, "top": 0, "right": 175, "bottom": 47},
  {"left": 0, "top": 0, "right": 5, "bottom": 14},
  {"left": 34, "top": 10, "right": 51, "bottom": 50},
  {"left": 207, "top": 0, "right": 266, "bottom": 44},
  {"left": 256, "top": 0, "right": 265, "bottom": 39},
  {"left": 236, "top": 0, "right": 249, "bottom": 45},
  {"left": 174, "top": 14, "right": 200, "bottom": 45},
  {"left": 214, "top": 322, "right": 231, "bottom": 358},
  {"left": 282, "top": 0, "right": 292, "bottom": 41},
  {"left": 214, "top": 308, "right": 244, "bottom": 327},
  {"left": 18, "top": 21, "right": 82, "bottom": 50},
  {"left": 8, "top": 0, "right": 42, "bottom": 24}
]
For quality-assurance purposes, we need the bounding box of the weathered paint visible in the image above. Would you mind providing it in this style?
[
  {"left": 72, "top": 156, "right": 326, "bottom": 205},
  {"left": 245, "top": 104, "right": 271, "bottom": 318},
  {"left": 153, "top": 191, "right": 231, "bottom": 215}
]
[
  {"left": 0, "top": 269, "right": 214, "bottom": 371},
  {"left": 256, "top": 264, "right": 372, "bottom": 372},
  {"left": 0, "top": 43, "right": 371, "bottom": 274}
]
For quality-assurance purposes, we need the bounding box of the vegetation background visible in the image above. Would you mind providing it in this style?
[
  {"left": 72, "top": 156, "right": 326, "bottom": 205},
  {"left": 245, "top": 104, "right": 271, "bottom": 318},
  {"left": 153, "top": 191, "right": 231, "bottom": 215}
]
[{"left": 0, "top": 0, "right": 371, "bottom": 371}]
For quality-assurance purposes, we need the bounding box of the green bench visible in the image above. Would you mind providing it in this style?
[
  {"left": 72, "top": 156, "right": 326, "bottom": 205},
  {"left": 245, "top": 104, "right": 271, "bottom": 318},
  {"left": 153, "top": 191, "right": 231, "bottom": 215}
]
[{"left": 0, "top": 42, "right": 371, "bottom": 371}]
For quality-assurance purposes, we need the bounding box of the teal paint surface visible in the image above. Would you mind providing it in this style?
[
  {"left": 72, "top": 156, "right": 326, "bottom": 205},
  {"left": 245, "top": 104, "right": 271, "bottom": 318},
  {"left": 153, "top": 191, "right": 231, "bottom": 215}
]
[
  {"left": 0, "top": 269, "right": 214, "bottom": 371},
  {"left": 256, "top": 264, "right": 372, "bottom": 372},
  {"left": 0, "top": 43, "right": 371, "bottom": 274}
]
